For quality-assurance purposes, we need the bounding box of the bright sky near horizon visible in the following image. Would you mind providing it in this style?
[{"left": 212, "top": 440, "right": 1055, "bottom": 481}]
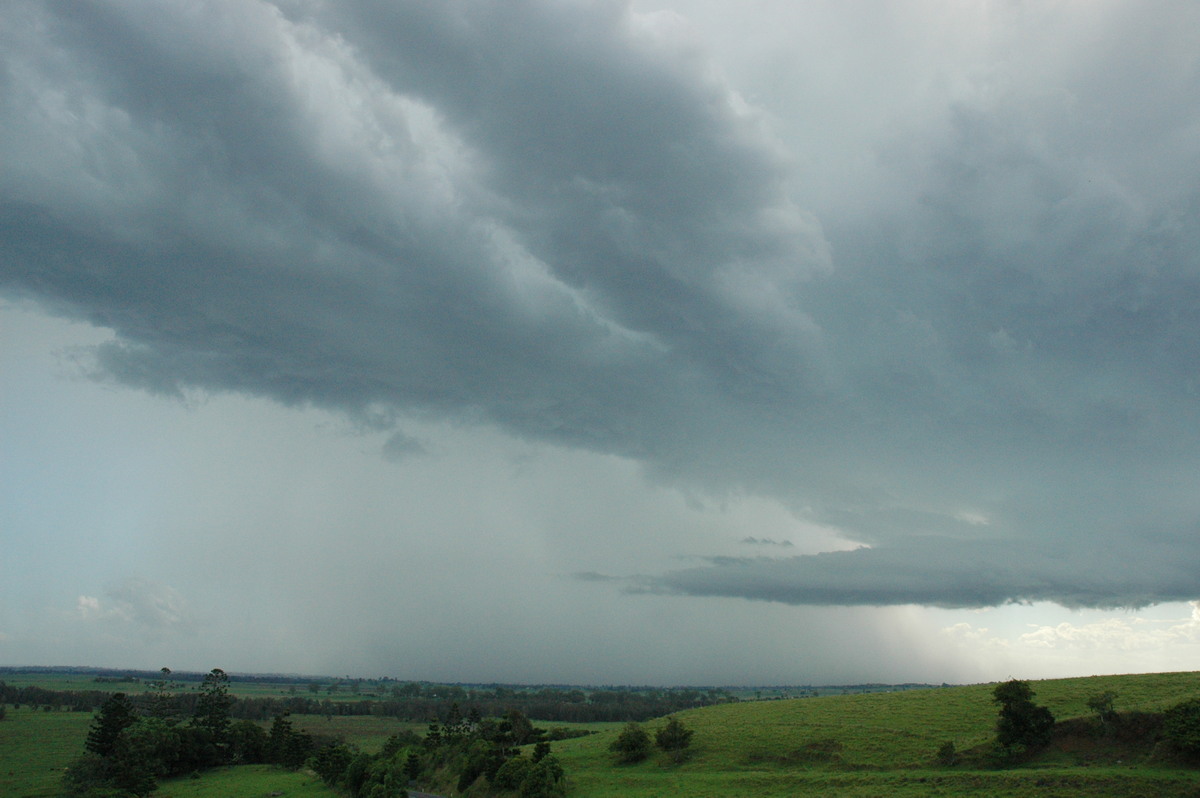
[{"left": 4, "top": 0, "right": 1200, "bottom": 685}]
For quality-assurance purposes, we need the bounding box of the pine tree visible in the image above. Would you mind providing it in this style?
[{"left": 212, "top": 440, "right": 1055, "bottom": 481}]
[{"left": 85, "top": 693, "right": 137, "bottom": 758}]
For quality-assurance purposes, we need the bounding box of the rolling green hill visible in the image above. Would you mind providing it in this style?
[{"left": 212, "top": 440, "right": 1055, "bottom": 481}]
[
  {"left": 549, "top": 672, "right": 1200, "bottom": 797},
  {"left": 5, "top": 670, "right": 1200, "bottom": 797}
]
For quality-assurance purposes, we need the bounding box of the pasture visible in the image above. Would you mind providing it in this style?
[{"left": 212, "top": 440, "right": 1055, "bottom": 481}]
[{"left": 3, "top": 670, "right": 1200, "bottom": 796}]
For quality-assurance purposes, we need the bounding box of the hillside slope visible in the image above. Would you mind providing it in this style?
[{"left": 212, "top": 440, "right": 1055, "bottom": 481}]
[{"left": 551, "top": 671, "right": 1200, "bottom": 797}]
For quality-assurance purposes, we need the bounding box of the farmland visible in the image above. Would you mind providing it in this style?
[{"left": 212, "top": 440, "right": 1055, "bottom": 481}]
[{"left": 3, "top": 670, "right": 1200, "bottom": 796}]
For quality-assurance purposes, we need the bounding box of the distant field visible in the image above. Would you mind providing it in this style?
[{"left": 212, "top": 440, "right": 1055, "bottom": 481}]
[
  {"left": 289, "top": 713, "right": 425, "bottom": 753},
  {"left": 0, "top": 671, "right": 381, "bottom": 701}
]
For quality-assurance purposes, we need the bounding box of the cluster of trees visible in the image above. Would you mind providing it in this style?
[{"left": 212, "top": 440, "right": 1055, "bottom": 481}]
[
  {"left": 0, "top": 681, "right": 113, "bottom": 713},
  {"left": 63, "top": 669, "right": 328, "bottom": 797},
  {"left": 1, "top": 675, "right": 734, "bottom": 723},
  {"left": 953, "top": 680, "right": 1200, "bottom": 767},
  {"left": 308, "top": 703, "right": 568, "bottom": 798},
  {"left": 62, "top": 670, "right": 572, "bottom": 798},
  {"left": 608, "top": 715, "right": 695, "bottom": 764}
]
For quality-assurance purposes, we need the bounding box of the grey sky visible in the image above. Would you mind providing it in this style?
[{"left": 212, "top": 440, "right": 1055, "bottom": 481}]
[{"left": 3, "top": 0, "right": 1200, "bottom": 684}]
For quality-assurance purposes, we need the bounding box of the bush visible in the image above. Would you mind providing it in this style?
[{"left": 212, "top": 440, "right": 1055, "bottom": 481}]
[
  {"left": 655, "top": 716, "right": 694, "bottom": 763},
  {"left": 493, "top": 756, "right": 532, "bottom": 790},
  {"left": 1163, "top": 698, "right": 1200, "bottom": 759},
  {"left": 609, "top": 722, "right": 651, "bottom": 764},
  {"left": 1087, "top": 691, "right": 1118, "bottom": 724},
  {"left": 519, "top": 754, "right": 565, "bottom": 798},
  {"left": 935, "top": 740, "right": 957, "bottom": 766}
]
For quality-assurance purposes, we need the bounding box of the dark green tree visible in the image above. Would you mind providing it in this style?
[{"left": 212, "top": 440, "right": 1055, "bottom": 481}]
[
  {"left": 992, "top": 679, "right": 1055, "bottom": 750},
  {"left": 228, "top": 719, "right": 268, "bottom": 764},
  {"left": 654, "top": 716, "right": 694, "bottom": 755},
  {"left": 188, "top": 668, "right": 232, "bottom": 767},
  {"left": 519, "top": 754, "right": 565, "bottom": 798},
  {"left": 1164, "top": 698, "right": 1200, "bottom": 758},
  {"left": 492, "top": 756, "right": 533, "bottom": 790},
  {"left": 1086, "top": 690, "right": 1118, "bottom": 724},
  {"left": 149, "top": 667, "right": 178, "bottom": 721},
  {"left": 404, "top": 750, "right": 422, "bottom": 782},
  {"left": 267, "top": 713, "right": 295, "bottom": 764},
  {"left": 507, "top": 708, "right": 537, "bottom": 746},
  {"left": 192, "top": 668, "right": 231, "bottom": 740},
  {"left": 311, "top": 743, "right": 354, "bottom": 785},
  {"left": 424, "top": 719, "right": 443, "bottom": 749},
  {"left": 110, "top": 718, "right": 179, "bottom": 796},
  {"left": 609, "top": 721, "right": 651, "bottom": 764},
  {"left": 85, "top": 693, "right": 138, "bottom": 758}
]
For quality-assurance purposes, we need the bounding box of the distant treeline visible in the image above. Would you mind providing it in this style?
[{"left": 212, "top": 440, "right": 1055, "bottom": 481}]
[{"left": 0, "top": 679, "right": 735, "bottom": 723}]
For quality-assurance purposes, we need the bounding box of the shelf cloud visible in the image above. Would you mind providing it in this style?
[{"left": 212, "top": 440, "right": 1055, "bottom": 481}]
[{"left": 4, "top": 0, "right": 1200, "bottom": 645}]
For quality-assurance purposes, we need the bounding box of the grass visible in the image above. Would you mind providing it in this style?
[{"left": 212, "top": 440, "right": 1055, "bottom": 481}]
[
  {"left": 0, "top": 708, "right": 92, "bottom": 798},
  {"left": 0, "top": 707, "right": 340, "bottom": 798},
  {"left": 549, "top": 672, "right": 1200, "bottom": 797},
  {"left": 154, "top": 766, "right": 337, "bottom": 798},
  {"left": 5, "top": 670, "right": 1200, "bottom": 796},
  {"left": 289, "top": 713, "right": 426, "bottom": 753}
]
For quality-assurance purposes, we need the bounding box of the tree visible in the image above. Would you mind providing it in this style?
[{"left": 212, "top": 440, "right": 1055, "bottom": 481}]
[
  {"left": 493, "top": 756, "right": 533, "bottom": 791},
  {"left": 404, "top": 750, "right": 422, "bottom": 782},
  {"left": 519, "top": 754, "right": 566, "bottom": 798},
  {"left": 192, "top": 668, "right": 231, "bottom": 739},
  {"left": 609, "top": 721, "right": 651, "bottom": 764},
  {"left": 311, "top": 743, "right": 354, "bottom": 785},
  {"left": 189, "top": 668, "right": 232, "bottom": 767},
  {"left": 992, "top": 679, "right": 1055, "bottom": 750},
  {"left": 1163, "top": 698, "right": 1200, "bottom": 758},
  {"left": 86, "top": 693, "right": 138, "bottom": 758},
  {"left": 507, "top": 708, "right": 537, "bottom": 746},
  {"left": 228, "top": 719, "right": 268, "bottom": 764},
  {"left": 110, "top": 717, "right": 180, "bottom": 796},
  {"left": 424, "top": 719, "right": 443, "bottom": 749},
  {"left": 149, "top": 667, "right": 178, "bottom": 721},
  {"left": 654, "top": 716, "right": 694, "bottom": 757},
  {"left": 1086, "top": 690, "right": 1118, "bottom": 724}
]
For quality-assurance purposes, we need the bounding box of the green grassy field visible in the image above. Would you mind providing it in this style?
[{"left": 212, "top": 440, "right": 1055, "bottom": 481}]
[
  {"left": 0, "top": 708, "right": 93, "bottom": 798},
  {"left": 153, "top": 766, "right": 336, "bottom": 798},
  {"left": 4, "top": 671, "right": 1200, "bottom": 796},
  {"left": 548, "top": 672, "right": 1200, "bottom": 797}
]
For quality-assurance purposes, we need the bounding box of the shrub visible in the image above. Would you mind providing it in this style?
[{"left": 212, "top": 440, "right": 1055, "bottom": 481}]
[
  {"left": 519, "top": 754, "right": 565, "bottom": 798},
  {"left": 935, "top": 740, "right": 957, "bottom": 766},
  {"left": 1163, "top": 698, "right": 1200, "bottom": 759},
  {"left": 1087, "top": 691, "right": 1118, "bottom": 724},
  {"left": 655, "top": 716, "right": 694, "bottom": 763},
  {"left": 493, "top": 756, "right": 532, "bottom": 790},
  {"left": 609, "top": 722, "right": 651, "bottom": 764}
]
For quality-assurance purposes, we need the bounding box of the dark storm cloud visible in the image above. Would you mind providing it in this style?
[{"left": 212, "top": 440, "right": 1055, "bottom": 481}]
[
  {"left": 638, "top": 533, "right": 1200, "bottom": 610},
  {"left": 4, "top": 1, "right": 1200, "bottom": 609}
]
